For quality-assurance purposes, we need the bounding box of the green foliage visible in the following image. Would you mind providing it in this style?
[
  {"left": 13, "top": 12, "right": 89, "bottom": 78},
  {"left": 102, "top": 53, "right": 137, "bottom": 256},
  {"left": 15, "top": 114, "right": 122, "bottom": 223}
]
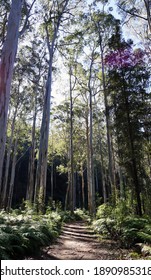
[
  {"left": 59, "top": 209, "right": 90, "bottom": 223},
  {"left": 129, "top": 252, "right": 141, "bottom": 259},
  {"left": 93, "top": 203, "right": 151, "bottom": 249},
  {"left": 0, "top": 206, "right": 91, "bottom": 259},
  {"left": 74, "top": 209, "right": 90, "bottom": 221},
  {"left": 0, "top": 207, "right": 62, "bottom": 260},
  {"left": 96, "top": 203, "right": 113, "bottom": 219}
]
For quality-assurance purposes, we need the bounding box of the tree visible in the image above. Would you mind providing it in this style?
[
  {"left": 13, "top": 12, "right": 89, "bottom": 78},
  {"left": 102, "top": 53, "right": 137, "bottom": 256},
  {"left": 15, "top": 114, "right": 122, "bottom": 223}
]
[
  {"left": 105, "top": 43, "right": 150, "bottom": 215},
  {"left": 0, "top": 0, "right": 24, "bottom": 192},
  {"left": 34, "top": 0, "right": 71, "bottom": 210},
  {"left": 34, "top": 0, "right": 86, "bottom": 210},
  {"left": 116, "top": 0, "right": 151, "bottom": 36}
]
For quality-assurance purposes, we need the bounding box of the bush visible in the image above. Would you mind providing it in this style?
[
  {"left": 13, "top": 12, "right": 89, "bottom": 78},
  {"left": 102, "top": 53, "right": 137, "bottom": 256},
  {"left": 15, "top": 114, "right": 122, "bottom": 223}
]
[
  {"left": 0, "top": 208, "right": 62, "bottom": 260},
  {"left": 59, "top": 209, "right": 90, "bottom": 223},
  {"left": 93, "top": 203, "right": 151, "bottom": 249}
]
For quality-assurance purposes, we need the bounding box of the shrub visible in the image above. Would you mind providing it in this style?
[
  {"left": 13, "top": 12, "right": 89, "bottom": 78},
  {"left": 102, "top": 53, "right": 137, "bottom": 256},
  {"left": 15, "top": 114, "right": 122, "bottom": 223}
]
[
  {"left": 93, "top": 203, "right": 151, "bottom": 249},
  {"left": 0, "top": 208, "right": 62, "bottom": 260}
]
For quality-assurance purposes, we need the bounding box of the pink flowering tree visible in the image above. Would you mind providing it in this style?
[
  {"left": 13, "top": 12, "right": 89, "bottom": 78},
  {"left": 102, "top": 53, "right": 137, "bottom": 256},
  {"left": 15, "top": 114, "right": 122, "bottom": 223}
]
[
  {"left": 104, "top": 47, "right": 145, "bottom": 69},
  {"left": 104, "top": 45, "right": 149, "bottom": 217}
]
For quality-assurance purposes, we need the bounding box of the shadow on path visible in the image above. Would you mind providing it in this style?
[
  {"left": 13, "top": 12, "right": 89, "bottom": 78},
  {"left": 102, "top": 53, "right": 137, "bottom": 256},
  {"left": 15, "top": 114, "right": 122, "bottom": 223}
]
[{"left": 39, "top": 221, "right": 131, "bottom": 260}]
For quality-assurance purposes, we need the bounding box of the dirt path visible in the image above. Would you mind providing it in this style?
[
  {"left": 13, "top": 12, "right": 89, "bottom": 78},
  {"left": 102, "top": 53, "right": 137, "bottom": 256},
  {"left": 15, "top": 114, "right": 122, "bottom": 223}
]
[{"left": 40, "top": 221, "right": 132, "bottom": 260}]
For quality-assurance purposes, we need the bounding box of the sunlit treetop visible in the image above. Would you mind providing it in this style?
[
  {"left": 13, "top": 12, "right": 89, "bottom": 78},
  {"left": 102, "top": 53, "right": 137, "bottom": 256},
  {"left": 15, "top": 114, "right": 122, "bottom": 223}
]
[{"left": 104, "top": 47, "right": 145, "bottom": 69}]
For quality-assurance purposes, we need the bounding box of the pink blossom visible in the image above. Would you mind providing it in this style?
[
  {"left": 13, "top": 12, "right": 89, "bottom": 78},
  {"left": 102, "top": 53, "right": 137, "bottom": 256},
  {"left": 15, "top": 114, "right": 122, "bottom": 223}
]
[{"left": 104, "top": 48, "right": 144, "bottom": 69}]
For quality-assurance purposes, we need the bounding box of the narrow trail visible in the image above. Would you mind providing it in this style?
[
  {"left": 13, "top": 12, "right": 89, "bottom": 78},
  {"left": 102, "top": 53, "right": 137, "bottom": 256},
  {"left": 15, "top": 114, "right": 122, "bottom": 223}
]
[{"left": 40, "top": 221, "right": 132, "bottom": 260}]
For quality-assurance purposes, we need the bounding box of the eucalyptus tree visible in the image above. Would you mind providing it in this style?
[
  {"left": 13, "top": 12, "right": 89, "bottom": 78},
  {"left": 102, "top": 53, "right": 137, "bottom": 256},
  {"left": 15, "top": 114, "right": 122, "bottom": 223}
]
[
  {"left": 49, "top": 102, "right": 71, "bottom": 209},
  {"left": 1, "top": 55, "right": 38, "bottom": 209},
  {"left": 0, "top": 0, "right": 10, "bottom": 52},
  {"left": 79, "top": 5, "right": 122, "bottom": 204},
  {"left": 116, "top": 0, "right": 151, "bottom": 35},
  {"left": 73, "top": 56, "right": 97, "bottom": 215},
  {"left": 34, "top": 0, "right": 84, "bottom": 210},
  {"left": 0, "top": 0, "right": 24, "bottom": 193},
  {"left": 93, "top": 95, "right": 107, "bottom": 203},
  {"left": 7, "top": 133, "right": 18, "bottom": 211},
  {"left": 72, "top": 104, "right": 88, "bottom": 209},
  {"left": 1, "top": 80, "right": 21, "bottom": 209},
  {"left": 0, "top": 0, "right": 36, "bottom": 198},
  {"left": 18, "top": 37, "right": 47, "bottom": 203},
  {"left": 93, "top": 13, "right": 120, "bottom": 204},
  {"left": 6, "top": 116, "right": 32, "bottom": 210}
]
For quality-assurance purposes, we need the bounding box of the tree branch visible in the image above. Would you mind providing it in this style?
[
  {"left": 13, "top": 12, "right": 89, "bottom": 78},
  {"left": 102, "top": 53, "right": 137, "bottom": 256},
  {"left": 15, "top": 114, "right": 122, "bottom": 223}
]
[
  {"left": 117, "top": 4, "right": 148, "bottom": 22},
  {"left": 19, "top": 0, "right": 37, "bottom": 37}
]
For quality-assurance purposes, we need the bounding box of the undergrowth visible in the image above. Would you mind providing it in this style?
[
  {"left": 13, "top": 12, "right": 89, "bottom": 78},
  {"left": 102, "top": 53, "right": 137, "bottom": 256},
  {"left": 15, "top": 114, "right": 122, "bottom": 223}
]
[
  {"left": 61, "top": 209, "right": 90, "bottom": 223},
  {"left": 92, "top": 202, "right": 151, "bottom": 249},
  {"left": 0, "top": 203, "right": 89, "bottom": 260},
  {"left": 0, "top": 204, "right": 62, "bottom": 260}
]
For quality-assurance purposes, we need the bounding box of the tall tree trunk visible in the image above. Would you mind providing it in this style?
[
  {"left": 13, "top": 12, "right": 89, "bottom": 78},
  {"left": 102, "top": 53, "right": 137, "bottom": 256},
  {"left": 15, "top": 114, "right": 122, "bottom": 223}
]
[
  {"left": 65, "top": 170, "right": 70, "bottom": 211},
  {"left": 1, "top": 106, "right": 18, "bottom": 208},
  {"left": 87, "top": 53, "right": 95, "bottom": 215},
  {"left": 0, "top": 0, "right": 23, "bottom": 191},
  {"left": 7, "top": 136, "right": 18, "bottom": 211},
  {"left": 86, "top": 108, "right": 91, "bottom": 212},
  {"left": 26, "top": 97, "right": 37, "bottom": 202},
  {"left": 34, "top": 0, "right": 69, "bottom": 210},
  {"left": 34, "top": 64, "right": 52, "bottom": 209},
  {"left": 125, "top": 93, "right": 142, "bottom": 216},
  {"left": 119, "top": 167, "right": 125, "bottom": 200},
  {"left": 98, "top": 32, "right": 116, "bottom": 204},
  {"left": 143, "top": 0, "right": 151, "bottom": 32},
  {"left": 69, "top": 65, "right": 74, "bottom": 212},
  {"left": 95, "top": 169, "right": 99, "bottom": 193},
  {"left": 94, "top": 96, "right": 107, "bottom": 203},
  {"left": 89, "top": 81, "right": 95, "bottom": 215},
  {"left": 81, "top": 164, "right": 85, "bottom": 209},
  {"left": 51, "top": 160, "right": 54, "bottom": 203}
]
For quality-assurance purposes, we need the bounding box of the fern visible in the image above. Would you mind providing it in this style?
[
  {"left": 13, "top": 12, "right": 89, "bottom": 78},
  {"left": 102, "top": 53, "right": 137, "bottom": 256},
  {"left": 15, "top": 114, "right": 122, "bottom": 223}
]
[
  {"left": 0, "top": 207, "right": 63, "bottom": 259},
  {"left": 0, "top": 246, "right": 10, "bottom": 260},
  {"left": 123, "top": 217, "right": 148, "bottom": 230},
  {"left": 137, "top": 232, "right": 151, "bottom": 243}
]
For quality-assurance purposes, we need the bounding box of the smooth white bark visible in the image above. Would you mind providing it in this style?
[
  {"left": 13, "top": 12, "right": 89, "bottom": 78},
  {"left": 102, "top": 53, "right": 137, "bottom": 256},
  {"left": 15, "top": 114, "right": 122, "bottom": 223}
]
[
  {"left": 34, "top": 0, "right": 70, "bottom": 208},
  {"left": 0, "top": 0, "right": 23, "bottom": 192}
]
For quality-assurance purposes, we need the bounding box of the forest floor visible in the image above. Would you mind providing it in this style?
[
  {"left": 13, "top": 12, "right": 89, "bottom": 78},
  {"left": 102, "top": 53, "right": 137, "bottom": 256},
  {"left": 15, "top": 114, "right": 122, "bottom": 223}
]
[{"left": 34, "top": 221, "right": 134, "bottom": 260}]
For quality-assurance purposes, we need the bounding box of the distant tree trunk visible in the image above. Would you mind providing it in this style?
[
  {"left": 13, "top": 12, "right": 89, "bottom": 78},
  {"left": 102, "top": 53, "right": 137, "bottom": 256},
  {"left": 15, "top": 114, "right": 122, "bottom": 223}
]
[
  {"left": 26, "top": 97, "right": 37, "bottom": 202},
  {"left": 0, "top": 0, "right": 23, "bottom": 192},
  {"left": 86, "top": 108, "right": 91, "bottom": 212},
  {"left": 51, "top": 160, "right": 54, "bottom": 203},
  {"left": 94, "top": 96, "right": 107, "bottom": 203},
  {"left": 87, "top": 54, "right": 95, "bottom": 215},
  {"left": 89, "top": 82, "right": 95, "bottom": 215},
  {"left": 1, "top": 106, "right": 18, "bottom": 208},
  {"left": 69, "top": 65, "right": 74, "bottom": 212},
  {"left": 95, "top": 169, "right": 99, "bottom": 193},
  {"left": 98, "top": 32, "right": 116, "bottom": 204},
  {"left": 76, "top": 171, "right": 80, "bottom": 208},
  {"left": 124, "top": 93, "right": 142, "bottom": 216},
  {"left": 143, "top": 0, "right": 151, "bottom": 32},
  {"left": 119, "top": 168, "right": 125, "bottom": 200},
  {"left": 34, "top": 35, "right": 57, "bottom": 209},
  {"left": 86, "top": 100, "right": 95, "bottom": 215},
  {"left": 147, "top": 151, "right": 151, "bottom": 179},
  {"left": 81, "top": 164, "right": 85, "bottom": 209},
  {"left": 65, "top": 170, "right": 70, "bottom": 211},
  {"left": 7, "top": 136, "right": 18, "bottom": 211}
]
